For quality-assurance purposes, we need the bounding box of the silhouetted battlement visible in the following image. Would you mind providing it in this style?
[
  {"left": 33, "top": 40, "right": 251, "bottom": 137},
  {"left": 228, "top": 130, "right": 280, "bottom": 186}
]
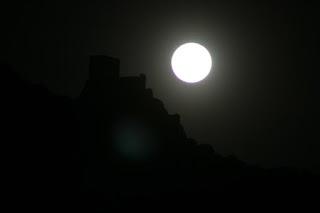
[
  {"left": 82, "top": 55, "right": 167, "bottom": 112},
  {"left": 87, "top": 55, "right": 146, "bottom": 93}
]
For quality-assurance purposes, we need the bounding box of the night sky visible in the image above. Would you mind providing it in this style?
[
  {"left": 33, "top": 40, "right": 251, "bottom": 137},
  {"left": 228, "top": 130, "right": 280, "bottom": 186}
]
[{"left": 2, "top": 0, "right": 319, "bottom": 172}]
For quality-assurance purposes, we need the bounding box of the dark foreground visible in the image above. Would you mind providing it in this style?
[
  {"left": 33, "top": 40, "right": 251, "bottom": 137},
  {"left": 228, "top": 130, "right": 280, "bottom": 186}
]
[{"left": 2, "top": 57, "right": 319, "bottom": 212}]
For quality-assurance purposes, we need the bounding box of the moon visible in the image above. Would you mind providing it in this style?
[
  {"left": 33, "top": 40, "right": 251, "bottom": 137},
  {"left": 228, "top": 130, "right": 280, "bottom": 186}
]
[{"left": 171, "top": 43, "right": 212, "bottom": 83}]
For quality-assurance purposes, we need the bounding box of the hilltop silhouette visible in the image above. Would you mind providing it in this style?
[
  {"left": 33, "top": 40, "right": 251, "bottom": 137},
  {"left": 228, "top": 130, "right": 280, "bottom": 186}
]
[{"left": 1, "top": 56, "right": 319, "bottom": 212}]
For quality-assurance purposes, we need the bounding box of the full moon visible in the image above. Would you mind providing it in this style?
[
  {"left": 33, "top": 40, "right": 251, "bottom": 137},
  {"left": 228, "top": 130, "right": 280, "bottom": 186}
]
[{"left": 171, "top": 43, "right": 212, "bottom": 83}]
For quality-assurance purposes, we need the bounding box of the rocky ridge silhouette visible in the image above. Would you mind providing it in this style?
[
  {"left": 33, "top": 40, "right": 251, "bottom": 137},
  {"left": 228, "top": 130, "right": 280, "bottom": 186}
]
[{"left": 1, "top": 57, "right": 319, "bottom": 212}]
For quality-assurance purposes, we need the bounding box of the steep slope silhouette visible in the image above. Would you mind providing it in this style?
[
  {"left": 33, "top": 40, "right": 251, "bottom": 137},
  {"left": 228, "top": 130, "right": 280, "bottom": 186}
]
[{"left": 1, "top": 57, "right": 319, "bottom": 212}]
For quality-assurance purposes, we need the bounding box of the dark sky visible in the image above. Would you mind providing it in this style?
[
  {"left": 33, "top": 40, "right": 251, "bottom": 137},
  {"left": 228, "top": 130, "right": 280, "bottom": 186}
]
[{"left": 2, "top": 0, "right": 319, "bottom": 172}]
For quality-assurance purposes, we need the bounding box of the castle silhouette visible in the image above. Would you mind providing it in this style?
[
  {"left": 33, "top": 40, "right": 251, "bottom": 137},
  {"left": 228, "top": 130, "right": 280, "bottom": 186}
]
[
  {"left": 1, "top": 57, "right": 319, "bottom": 212},
  {"left": 77, "top": 55, "right": 191, "bottom": 161}
]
